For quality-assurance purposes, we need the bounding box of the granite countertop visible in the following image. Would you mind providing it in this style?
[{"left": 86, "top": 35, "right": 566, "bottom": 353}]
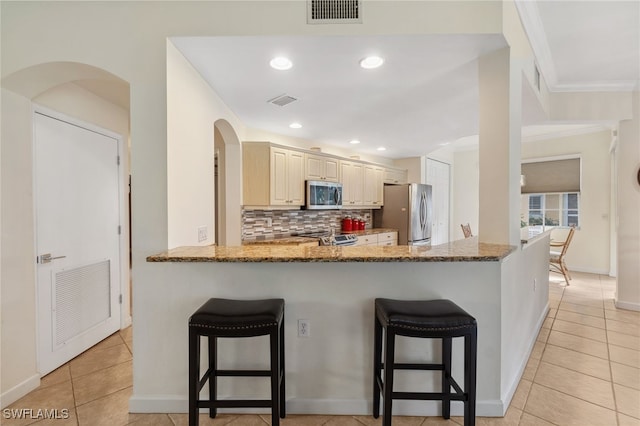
[{"left": 147, "top": 236, "right": 515, "bottom": 263}]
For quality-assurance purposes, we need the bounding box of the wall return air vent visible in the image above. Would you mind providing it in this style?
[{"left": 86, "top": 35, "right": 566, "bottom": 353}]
[{"left": 307, "top": 0, "right": 362, "bottom": 24}]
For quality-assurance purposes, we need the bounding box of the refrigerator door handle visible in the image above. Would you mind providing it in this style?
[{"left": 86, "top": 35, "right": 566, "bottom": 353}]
[{"left": 419, "top": 191, "right": 426, "bottom": 232}]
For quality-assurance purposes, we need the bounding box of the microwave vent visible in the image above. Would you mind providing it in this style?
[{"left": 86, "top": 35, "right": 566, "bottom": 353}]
[
  {"left": 268, "top": 94, "right": 298, "bottom": 107},
  {"left": 307, "top": 0, "right": 362, "bottom": 24}
]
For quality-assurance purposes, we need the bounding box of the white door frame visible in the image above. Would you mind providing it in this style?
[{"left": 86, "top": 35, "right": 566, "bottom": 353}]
[{"left": 32, "top": 105, "right": 131, "bottom": 373}]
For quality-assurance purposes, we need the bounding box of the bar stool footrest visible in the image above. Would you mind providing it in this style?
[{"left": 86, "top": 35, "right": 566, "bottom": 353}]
[
  {"left": 197, "top": 400, "right": 272, "bottom": 409},
  {"left": 391, "top": 391, "right": 468, "bottom": 401}
]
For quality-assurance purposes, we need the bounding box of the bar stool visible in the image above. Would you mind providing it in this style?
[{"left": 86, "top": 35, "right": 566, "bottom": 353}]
[
  {"left": 373, "top": 298, "right": 477, "bottom": 426},
  {"left": 189, "top": 298, "right": 285, "bottom": 426}
]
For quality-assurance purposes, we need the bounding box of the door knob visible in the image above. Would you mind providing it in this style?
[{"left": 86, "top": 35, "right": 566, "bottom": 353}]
[{"left": 38, "top": 253, "right": 67, "bottom": 264}]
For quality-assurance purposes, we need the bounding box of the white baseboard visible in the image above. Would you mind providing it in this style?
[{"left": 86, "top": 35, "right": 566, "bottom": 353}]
[
  {"left": 121, "top": 315, "right": 132, "bottom": 328},
  {"left": 615, "top": 298, "right": 640, "bottom": 312},
  {"left": 0, "top": 374, "right": 40, "bottom": 409},
  {"left": 129, "top": 395, "right": 505, "bottom": 417},
  {"left": 565, "top": 266, "right": 609, "bottom": 275}
]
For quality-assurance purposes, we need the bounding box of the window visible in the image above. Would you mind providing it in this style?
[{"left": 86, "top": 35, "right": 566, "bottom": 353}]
[{"left": 525, "top": 193, "right": 579, "bottom": 228}]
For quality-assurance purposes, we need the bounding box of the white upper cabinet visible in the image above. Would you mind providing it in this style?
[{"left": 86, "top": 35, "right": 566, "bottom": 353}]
[
  {"left": 384, "top": 167, "right": 408, "bottom": 185},
  {"left": 305, "top": 153, "right": 339, "bottom": 182},
  {"left": 363, "top": 165, "right": 384, "bottom": 208},
  {"left": 340, "top": 160, "right": 364, "bottom": 207},
  {"left": 243, "top": 142, "right": 405, "bottom": 210},
  {"left": 243, "top": 142, "right": 305, "bottom": 209}
]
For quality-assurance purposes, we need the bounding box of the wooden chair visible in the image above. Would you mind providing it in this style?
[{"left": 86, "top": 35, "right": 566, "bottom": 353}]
[
  {"left": 461, "top": 223, "right": 473, "bottom": 238},
  {"left": 549, "top": 227, "right": 575, "bottom": 286}
]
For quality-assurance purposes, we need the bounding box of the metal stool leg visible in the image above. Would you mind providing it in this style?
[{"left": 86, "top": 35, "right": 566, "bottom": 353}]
[
  {"left": 464, "top": 330, "right": 477, "bottom": 426},
  {"left": 270, "top": 329, "right": 280, "bottom": 426},
  {"left": 373, "top": 315, "right": 383, "bottom": 418},
  {"left": 208, "top": 336, "right": 217, "bottom": 418},
  {"left": 382, "top": 329, "right": 395, "bottom": 426},
  {"left": 189, "top": 329, "right": 200, "bottom": 426},
  {"left": 442, "top": 336, "right": 452, "bottom": 419},
  {"left": 279, "top": 315, "right": 286, "bottom": 418}
]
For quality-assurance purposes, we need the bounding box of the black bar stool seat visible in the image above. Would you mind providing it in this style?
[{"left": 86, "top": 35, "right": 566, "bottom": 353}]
[
  {"left": 373, "top": 298, "right": 477, "bottom": 426},
  {"left": 189, "top": 298, "right": 285, "bottom": 426}
]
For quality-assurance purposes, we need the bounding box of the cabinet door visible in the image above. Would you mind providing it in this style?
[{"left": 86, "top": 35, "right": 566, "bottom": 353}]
[
  {"left": 305, "top": 154, "right": 324, "bottom": 181},
  {"left": 288, "top": 150, "right": 305, "bottom": 206},
  {"left": 374, "top": 167, "right": 384, "bottom": 206},
  {"left": 384, "top": 168, "right": 408, "bottom": 184},
  {"left": 341, "top": 161, "right": 363, "bottom": 206},
  {"left": 325, "top": 158, "right": 340, "bottom": 182},
  {"left": 364, "top": 165, "right": 384, "bottom": 207},
  {"left": 351, "top": 162, "right": 364, "bottom": 205},
  {"left": 270, "top": 147, "right": 289, "bottom": 205},
  {"left": 306, "top": 154, "right": 340, "bottom": 182}
]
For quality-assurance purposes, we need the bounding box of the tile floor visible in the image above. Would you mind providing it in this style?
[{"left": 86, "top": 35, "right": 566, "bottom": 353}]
[{"left": 3, "top": 272, "right": 639, "bottom": 425}]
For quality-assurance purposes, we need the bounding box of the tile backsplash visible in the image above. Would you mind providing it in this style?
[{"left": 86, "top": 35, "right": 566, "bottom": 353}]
[{"left": 242, "top": 209, "right": 372, "bottom": 240}]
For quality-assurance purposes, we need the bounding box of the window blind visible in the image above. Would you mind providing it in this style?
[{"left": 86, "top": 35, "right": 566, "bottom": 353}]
[{"left": 521, "top": 158, "right": 581, "bottom": 194}]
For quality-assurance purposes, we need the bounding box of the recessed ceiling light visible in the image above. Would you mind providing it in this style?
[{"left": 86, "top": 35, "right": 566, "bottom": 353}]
[
  {"left": 270, "top": 56, "right": 293, "bottom": 70},
  {"left": 289, "top": 122, "right": 302, "bottom": 129},
  {"left": 377, "top": 147, "right": 386, "bottom": 151},
  {"left": 360, "top": 56, "right": 384, "bottom": 69},
  {"left": 349, "top": 139, "right": 360, "bottom": 144}
]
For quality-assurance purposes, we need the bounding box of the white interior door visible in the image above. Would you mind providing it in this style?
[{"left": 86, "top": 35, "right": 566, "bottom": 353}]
[
  {"left": 34, "top": 110, "right": 122, "bottom": 375},
  {"left": 426, "top": 158, "right": 451, "bottom": 245}
]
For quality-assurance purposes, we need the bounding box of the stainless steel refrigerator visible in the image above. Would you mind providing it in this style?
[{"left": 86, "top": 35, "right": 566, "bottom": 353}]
[{"left": 374, "top": 183, "right": 432, "bottom": 245}]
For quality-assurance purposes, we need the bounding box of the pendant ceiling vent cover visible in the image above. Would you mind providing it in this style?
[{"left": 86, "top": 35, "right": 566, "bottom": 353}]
[
  {"left": 268, "top": 94, "right": 298, "bottom": 107},
  {"left": 307, "top": 0, "right": 362, "bottom": 24}
]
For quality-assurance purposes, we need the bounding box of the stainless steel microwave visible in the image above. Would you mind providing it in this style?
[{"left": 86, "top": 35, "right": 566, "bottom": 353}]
[{"left": 306, "top": 180, "right": 343, "bottom": 210}]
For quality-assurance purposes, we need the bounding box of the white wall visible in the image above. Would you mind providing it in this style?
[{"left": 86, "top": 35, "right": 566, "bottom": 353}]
[
  {"left": 449, "top": 129, "right": 613, "bottom": 272},
  {"left": 1, "top": 0, "right": 508, "bottom": 407},
  {"left": 166, "top": 40, "right": 246, "bottom": 248},
  {"left": 1, "top": 82, "right": 133, "bottom": 406},
  {"left": 451, "top": 148, "right": 479, "bottom": 240},
  {"left": 500, "top": 236, "right": 549, "bottom": 407},
  {"left": 34, "top": 82, "right": 130, "bottom": 139},
  {"left": 616, "top": 90, "right": 640, "bottom": 310},
  {"left": 394, "top": 157, "right": 422, "bottom": 183},
  {"left": 521, "top": 130, "right": 612, "bottom": 274},
  {"left": 1, "top": 89, "right": 39, "bottom": 404}
]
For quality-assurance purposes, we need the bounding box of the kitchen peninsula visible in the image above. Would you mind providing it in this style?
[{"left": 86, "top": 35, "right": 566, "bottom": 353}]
[{"left": 137, "top": 236, "right": 550, "bottom": 418}]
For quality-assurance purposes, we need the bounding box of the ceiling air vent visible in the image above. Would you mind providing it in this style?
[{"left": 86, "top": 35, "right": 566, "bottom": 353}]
[
  {"left": 307, "top": 0, "right": 362, "bottom": 24},
  {"left": 268, "top": 94, "right": 298, "bottom": 107}
]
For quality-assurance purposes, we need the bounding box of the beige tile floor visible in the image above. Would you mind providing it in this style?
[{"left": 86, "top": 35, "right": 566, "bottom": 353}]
[{"left": 4, "top": 272, "right": 639, "bottom": 425}]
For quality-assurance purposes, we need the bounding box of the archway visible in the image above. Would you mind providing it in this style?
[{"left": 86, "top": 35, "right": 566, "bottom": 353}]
[
  {"left": 214, "top": 119, "right": 242, "bottom": 246},
  {"left": 1, "top": 60, "right": 131, "bottom": 406}
]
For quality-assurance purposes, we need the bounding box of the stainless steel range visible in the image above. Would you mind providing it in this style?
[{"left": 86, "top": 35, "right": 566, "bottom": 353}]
[
  {"left": 318, "top": 234, "right": 358, "bottom": 246},
  {"left": 292, "top": 231, "right": 358, "bottom": 246}
]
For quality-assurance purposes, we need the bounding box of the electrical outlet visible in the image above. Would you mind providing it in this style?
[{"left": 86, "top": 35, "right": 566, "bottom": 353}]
[
  {"left": 298, "top": 319, "right": 310, "bottom": 337},
  {"left": 266, "top": 217, "right": 272, "bottom": 227},
  {"left": 198, "top": 226, "right": 207, "bottom": 242}
]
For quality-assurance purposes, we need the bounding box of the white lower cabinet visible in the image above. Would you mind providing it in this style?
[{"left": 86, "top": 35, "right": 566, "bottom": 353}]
[
  {"left": 353, "top": 231, "right": 398, "bottom": 246},
  {"left": 377, "top": 231, "right": 398, "bottom": 246}
]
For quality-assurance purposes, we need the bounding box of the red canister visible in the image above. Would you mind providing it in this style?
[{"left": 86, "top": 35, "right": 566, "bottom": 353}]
[
  {"left": 341, "top": 216, "right": 353, "bottom": 232},
  {"left": 358, "top": 218, "right": 366, "bottom": 230}
]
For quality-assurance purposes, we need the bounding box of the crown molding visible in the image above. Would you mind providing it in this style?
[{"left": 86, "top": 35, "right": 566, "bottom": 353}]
[{"left": 550, "top": 81, "right": 639, "bottom": 93}]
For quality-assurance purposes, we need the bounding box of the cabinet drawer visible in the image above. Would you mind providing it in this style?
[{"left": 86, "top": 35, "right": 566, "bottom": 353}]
[
  {"left": 377, "top": 232, "right": 398, "bottom": 245},
  {"left": 356, "top": 235, "right": 377, "bottom": 245}
]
